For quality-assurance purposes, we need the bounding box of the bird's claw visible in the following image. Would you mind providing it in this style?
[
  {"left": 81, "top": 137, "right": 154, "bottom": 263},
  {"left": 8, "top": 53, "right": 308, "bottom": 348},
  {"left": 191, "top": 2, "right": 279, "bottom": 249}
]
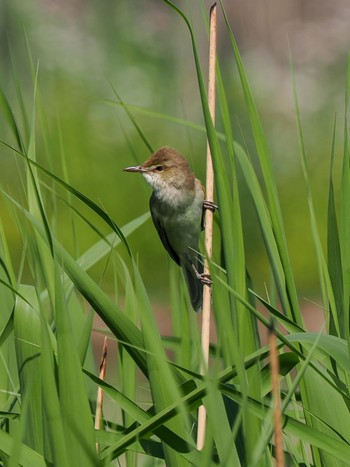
[
  {"left": 198, "top": 273, "right": 212, "bottom": 286},
  {"left": 203, "top": 200, "right": 219, "bottom": 212},
  {"left": 192, "top": 266, "right": 212, "bottom": 286}
]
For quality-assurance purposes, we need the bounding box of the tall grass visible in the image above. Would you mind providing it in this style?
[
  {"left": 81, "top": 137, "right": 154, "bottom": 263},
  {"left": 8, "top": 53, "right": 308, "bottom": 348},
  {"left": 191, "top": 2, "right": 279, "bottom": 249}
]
[{"left": 0, "top": 2, "right": 349, "bottom": 466}]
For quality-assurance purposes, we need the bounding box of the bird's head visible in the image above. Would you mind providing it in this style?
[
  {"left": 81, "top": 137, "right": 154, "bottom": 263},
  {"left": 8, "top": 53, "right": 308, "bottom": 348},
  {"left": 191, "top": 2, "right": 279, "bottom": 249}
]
[{"left": 123, "top": 147, "right": 195, "bottom": 193}]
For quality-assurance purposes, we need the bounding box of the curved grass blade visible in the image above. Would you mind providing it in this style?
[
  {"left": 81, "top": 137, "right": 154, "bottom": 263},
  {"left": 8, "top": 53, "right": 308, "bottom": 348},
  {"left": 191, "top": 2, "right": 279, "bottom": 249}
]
[
  {"left": 13, "top": 286, "right": 43, "bottom": 454},
  {"left": 220, "top": 0, "right": 301, "bottom": 325},
  {"left": 234, "top": 143, "right": 292, "bottom": 317},
  {"left": 220, "top": 383, "right": 350, "bottom": 464},
  {"left": 1, "top": 190, "right": 148, "bottom": 375},
  {"left": 40, "top": 307, "right": 70, "bottom": 466},
  {"left": 0, "top": 87, "right": 25, "bottom": 152},
  {"left": 340, "top": 54, "right": 350, "bottom": 354},
  {"left": 0, "top": 429, "right": 46, "bottom": 467},
  {"left": 327, "top": 116, "right": 344, "bottom": 338},
  {"left": 96, "top": 430, "right": 164, "bottom": 460},
  {"left": 251, "top": 327, "right": 324, "bottom": 466},
  {"left": 287, "top": 333, "right": 350, "bottom": 375},
  {"left": 291, "top": 56, "right": 339, "bottom": 334},
  {"left": 97, "top": 346, "right": 281, "bottom": 464},
  {"left": 108, "top": 82, "right": 154, "bottom": 153},
  {"left": 85, "top": 369, "right": 203, "bottom": 465},
  {"left": 0, "top": 139, "right": 131, "bottom": 256},
  {"left": 132, "top": 262, "right": 194, "bottom": 467},
  {"left": 76, "top": 212, "right": 150, "bottom": 272},
  {"left": 216, "top": 276, "right": 350, "bottom": 404},
  {"left": 54, "top": 262, "right": 98, "bottom": 466}
]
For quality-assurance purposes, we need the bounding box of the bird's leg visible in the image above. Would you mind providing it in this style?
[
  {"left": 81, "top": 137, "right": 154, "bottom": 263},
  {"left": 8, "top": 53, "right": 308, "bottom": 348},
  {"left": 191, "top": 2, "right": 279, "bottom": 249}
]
[
  {"left": 201, "top": 200, "right": 219, "bottom": 230},
  {"left": 191, "top": 263, "right": 212, "bottom": 286},
  {"left": 203, "top": 200, "right": 219, "bottom": 212}
]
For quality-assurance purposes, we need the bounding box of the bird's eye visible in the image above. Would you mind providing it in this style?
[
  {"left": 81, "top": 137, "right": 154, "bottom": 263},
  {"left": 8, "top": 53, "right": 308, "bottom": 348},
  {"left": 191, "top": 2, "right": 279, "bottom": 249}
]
[{"left": 155, "top": 165, "right": 163, "bottom": 172}]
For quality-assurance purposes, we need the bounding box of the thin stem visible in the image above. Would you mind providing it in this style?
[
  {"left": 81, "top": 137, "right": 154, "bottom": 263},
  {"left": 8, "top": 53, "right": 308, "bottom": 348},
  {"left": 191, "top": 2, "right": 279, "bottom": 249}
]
[
  {"left": 95, "top": 336, "right": 108, "bottom": 452},
  {"left": 197, "top": 2, "right": 217, "bottom": 451}
]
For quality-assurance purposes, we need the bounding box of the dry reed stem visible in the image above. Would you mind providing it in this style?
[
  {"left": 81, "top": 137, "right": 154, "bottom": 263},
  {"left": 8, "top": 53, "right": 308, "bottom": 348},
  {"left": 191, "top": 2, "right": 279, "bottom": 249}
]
[
  {"left": 197, "top": 2, "right": 217, "bottom": 451},
  {"left": 95, "top": 336, "right": 108, "bottom": 451}
]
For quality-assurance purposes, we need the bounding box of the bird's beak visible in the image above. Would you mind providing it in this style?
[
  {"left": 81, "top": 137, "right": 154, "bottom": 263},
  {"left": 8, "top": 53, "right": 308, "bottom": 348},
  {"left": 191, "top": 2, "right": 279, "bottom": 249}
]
[{"left": 123, "top": 165, "right": 146, "bottom": 173}]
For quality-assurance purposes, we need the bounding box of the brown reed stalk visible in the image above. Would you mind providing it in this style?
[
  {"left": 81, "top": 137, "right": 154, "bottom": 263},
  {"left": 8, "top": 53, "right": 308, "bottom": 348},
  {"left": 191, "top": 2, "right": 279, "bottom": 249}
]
[
  {"left": 196, "top": 2, "right": 217, "bottom": 451},
  {"left": 95, "top": 336, "right": 108, "bottom": 451}
]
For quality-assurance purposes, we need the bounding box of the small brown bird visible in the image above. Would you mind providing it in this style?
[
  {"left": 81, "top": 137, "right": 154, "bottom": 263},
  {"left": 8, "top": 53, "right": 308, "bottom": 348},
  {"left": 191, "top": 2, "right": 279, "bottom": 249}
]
[{"left": 124, "top": 146, "right": 214, "bottom": 311}]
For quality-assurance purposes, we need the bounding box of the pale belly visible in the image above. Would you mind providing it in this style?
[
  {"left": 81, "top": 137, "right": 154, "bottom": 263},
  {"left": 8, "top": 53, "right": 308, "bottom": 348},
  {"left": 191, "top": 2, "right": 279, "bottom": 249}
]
[{"left": 150, "top": 180, "right": 204, "bottom": 260}]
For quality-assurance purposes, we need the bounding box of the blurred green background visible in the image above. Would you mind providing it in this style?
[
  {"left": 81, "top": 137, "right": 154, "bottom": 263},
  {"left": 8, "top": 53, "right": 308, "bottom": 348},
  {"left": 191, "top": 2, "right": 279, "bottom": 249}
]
[{"left": 0, "top": 0, "right": 349, "bottom": 306}]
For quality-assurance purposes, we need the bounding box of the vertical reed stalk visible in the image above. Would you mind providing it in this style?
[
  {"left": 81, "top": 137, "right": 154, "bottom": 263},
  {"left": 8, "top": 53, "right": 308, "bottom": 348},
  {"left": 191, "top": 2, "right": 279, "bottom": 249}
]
[
  {"left": 269, "top": 322, "right": 284, "bottom": 466},
  {"left": 95, "top": 336, "right": 108, "bottom": 451},
  {"left": 197, "top": 2, "right": 217, "bottom": 451}
]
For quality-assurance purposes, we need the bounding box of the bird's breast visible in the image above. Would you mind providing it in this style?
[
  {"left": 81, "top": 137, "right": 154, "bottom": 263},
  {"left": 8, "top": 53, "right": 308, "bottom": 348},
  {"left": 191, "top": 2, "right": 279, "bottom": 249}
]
[
  {"left": 151, "top": 182, "right": 204, "bottom": 257},
  {"left": 152, "top": 184, "right": 203, "bottom": 221}
]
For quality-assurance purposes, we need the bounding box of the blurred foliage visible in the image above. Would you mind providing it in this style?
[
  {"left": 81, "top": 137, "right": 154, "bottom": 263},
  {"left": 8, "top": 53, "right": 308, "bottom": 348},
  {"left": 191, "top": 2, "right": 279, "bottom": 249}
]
[
  {"left": 0, "top": 0, "right": 349, "bottom": 303},
  {"left": 1, "top": 2, "right": 350, "bottom": 464}
]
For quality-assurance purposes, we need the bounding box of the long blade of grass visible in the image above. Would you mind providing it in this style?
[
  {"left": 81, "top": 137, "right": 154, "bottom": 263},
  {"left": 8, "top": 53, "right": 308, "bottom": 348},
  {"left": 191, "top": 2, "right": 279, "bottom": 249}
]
[
  {"left": 40, "top": 308, "right": 70, "bottom": 466},
  {"left": 0, "top": 87, "right": 25, "bottom": 152},
  {"left": 291, "top": 55, "right": 339, "bottom": 334},
  {"left": 85, "top": 369, "right": 203, "bottom": 465},
  {"left": 116, "top": 260, "right": 138, "bottom": 467},
  {"left": 0, "top": 428, "right": 46, "bottom": 467},
  {"left": 327, "top": 116, "right": 344, "bottom": 338},
  {"left": 133, "top": 262, "right": 194, "bottom": 467},
  {"left": 339, "top": 54, "right": 350, "bottom": 354},
  {"left": 0, "top": 219, "right": 17, "bottom": 415},
  {"left": 220, "top": 383, "right": 350, "bottom": 464},
  {"left": 108, "top": 82, "right": 154, "bottom": 153},
  {"left": 220, "top": 1, "right": 302, "bottom": 326},
  {"left": 0, "top": 139, "right": 131, "bottom": 255},
  {"left": 251, "top": 327, "right": 325, "bottom": 466},
  {"left": 76, "top": 212, "right": 150, "bottom": 272},
  {"left": 54, "top": 262, "right": 98, "bottom": 466},
  {"left": 234, "top": 144, "right": 291, "bottom": 316},
  {"left": 13, "top": 286, "right": 43, "bottom": 454},
  {"left": 2, "top": 190, "right": 148, "bottom": 374}
]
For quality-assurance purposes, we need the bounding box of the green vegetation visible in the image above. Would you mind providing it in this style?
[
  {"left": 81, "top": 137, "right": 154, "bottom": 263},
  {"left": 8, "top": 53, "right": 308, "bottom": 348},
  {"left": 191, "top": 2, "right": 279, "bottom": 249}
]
[{"left": 0, "top": 1, "right": 349, "bottom": 466}]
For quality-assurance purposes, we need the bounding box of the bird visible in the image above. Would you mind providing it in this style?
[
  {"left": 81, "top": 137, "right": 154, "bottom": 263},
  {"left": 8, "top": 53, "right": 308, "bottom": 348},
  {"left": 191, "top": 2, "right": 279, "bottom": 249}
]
[{"left": 124, "top": 146, "right": 215, "bottom": 311}]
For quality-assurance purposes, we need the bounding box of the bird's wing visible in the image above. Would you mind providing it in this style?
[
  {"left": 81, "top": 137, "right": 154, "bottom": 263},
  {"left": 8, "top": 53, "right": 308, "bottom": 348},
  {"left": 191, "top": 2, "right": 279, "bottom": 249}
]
[
  {"left": 150, "top": 194, "right": 181, "bottom": 266},
  {"left": 201, "top": 206, "right": 206, "bottom": 231},
  {"left": 200, "top": 182, "right": 206, "bottom": 231},
  {"left": 182, "top": 261, "right": 203, "bottom": 312}
]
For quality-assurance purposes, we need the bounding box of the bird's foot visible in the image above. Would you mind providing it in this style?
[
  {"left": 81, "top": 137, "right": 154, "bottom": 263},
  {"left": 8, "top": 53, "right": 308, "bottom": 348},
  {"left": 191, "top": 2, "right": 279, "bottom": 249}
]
[
  {"left": 191, "top": 264, "right": 212, "bottom": 286},
  {"left": 203, "top": 200, "right": 219, "bottom": 212},
  {"left": 198, "top": 273, "right": 212, "bottom": 286}
]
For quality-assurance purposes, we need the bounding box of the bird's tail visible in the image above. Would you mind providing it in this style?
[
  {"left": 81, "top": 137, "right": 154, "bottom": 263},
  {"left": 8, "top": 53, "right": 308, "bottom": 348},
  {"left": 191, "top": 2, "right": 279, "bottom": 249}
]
[{"left": 182, "top": 258, "right": 204, "bottom": 312}]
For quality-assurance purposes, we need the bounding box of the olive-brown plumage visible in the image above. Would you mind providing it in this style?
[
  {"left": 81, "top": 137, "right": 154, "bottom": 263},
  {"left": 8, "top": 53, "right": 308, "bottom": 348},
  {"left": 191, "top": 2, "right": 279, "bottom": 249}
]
[{"left": 124, "top": 146, "right": 208, "bottom": 311}]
